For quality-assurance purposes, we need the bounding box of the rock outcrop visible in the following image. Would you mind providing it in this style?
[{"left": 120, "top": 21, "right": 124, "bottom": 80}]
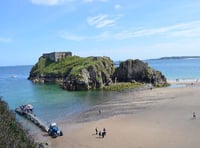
[
  {"left": 62, "top": 57, "right": 115, "bottom": 90},
  {"left": 113, "top": 59, "right": 167, "bottom": 87},
  {"left": 28, "top": 56, "right": 115, "bottom": 90},
  {"left": 28, "top": 54, "right": 168, "bottom": 91}
]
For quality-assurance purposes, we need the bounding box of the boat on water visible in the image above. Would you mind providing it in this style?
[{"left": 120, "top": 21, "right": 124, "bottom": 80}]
[
  {"left": 11, "top": 75, "right": 17, "bottom": 78},
  {"left": 15, "top": 104, "right": 33, "bottom": 115}
]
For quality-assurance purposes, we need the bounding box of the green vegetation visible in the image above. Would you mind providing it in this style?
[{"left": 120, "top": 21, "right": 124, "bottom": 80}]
[
  {"left": 0, "top": 97, "right": 36, "bottom": 148},
  {"left": 103, "top": 82, "right": 144, "bottom": 91},
  {"left": 154, "top": 83, "right": 170, "bottom": 87},
  {"left": 29, "top": 55, "right": 167, "bottom": 90},
  {"left": 29, "top": 56, "right": 114, "bottom": 80}
]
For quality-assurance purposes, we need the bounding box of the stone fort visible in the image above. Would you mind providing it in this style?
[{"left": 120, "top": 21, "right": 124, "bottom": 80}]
[{"left": 43, "top": 51, "right": 72, "bottom": 62}]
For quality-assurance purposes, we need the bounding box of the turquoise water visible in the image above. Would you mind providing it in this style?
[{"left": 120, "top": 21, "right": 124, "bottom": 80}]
[
  {"left": 0, "top": 65, "right": 113, "bottom": 123},
  {"left": 147, "top": 58, "right": 200, "bottom": 81},
  {"left": 1, "top": 58, "right": 200, "bottom": 123}
]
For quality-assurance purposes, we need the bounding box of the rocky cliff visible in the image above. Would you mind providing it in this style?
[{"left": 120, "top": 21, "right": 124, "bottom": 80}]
[
  {"left": 114, "top": 59, "right": 167, "bottom": 87},
  {"left": 28, "top": 56, "right": 115, "bottom": 90},
  {"left": 62, "top": 56, "right": 115, "bottom": 90},
  {"left": 29, "top": 55, "right": 167, "bottom": 90}
]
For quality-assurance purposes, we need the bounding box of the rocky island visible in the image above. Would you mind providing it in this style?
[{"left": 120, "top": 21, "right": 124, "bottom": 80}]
[{"left": 28, "top": 52, "right": 167, "bottom": 91}]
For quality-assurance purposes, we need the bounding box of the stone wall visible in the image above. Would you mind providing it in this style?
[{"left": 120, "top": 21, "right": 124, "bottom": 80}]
[{"left": 43, "top": 52, "right": 72, "bottom": 62}]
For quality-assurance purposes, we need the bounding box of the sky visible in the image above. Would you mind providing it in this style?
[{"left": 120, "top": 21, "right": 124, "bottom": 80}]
[{"left": 1, "top": 0, "right": 200, "bottom": 66}]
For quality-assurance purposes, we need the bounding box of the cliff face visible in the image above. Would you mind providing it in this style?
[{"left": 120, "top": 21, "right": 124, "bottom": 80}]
[
  {"left": 114, "top": 59, "right": 167, "bottom": 87},
  {"left": 28, "top": 55, "right": 167, "bottom": 90},
  {"left": 28, "top": 56, "right": 115, "bottom": 90},
  {"left": 62, "top": 57, "right": 115, "bottom": 90}
]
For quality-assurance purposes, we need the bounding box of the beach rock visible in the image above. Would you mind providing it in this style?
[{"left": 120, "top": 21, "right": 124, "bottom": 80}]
[
  {"left": 113, "top": 59, "right": 167, "bottom": 86},
  {"left": 28, "top": 56, "right": 115, "bottom": 90},
  {"left": 62, "top": 57, "right": 115, "bottom": 90}
]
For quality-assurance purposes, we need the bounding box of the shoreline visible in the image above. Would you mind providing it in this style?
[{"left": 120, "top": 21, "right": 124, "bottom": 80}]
[
  {"left": 48, "top": 82, "right": 200, "bottom": 148},
  {"left": 68, "top": 87, "right": 170, "bottom": 123},
  {"left": 168, "top": 78, "right": 200, "bottom": 84},
  {"left": 31, "top": 81, "right": 200, "bottom": 147}
]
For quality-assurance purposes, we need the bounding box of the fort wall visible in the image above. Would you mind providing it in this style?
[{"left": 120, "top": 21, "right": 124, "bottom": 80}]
[{"left": 43, "top": 52, "right": 72, "bottom": 62}]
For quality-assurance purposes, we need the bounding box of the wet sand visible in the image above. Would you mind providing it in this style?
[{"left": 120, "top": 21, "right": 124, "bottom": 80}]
[{"left": 46, "top": 82, "right": 200, "bottom": 148}]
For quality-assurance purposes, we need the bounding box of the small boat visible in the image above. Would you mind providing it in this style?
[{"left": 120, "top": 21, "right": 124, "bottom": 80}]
[
  {"left": 15, "top": 104, "right": 33, "bottom": 114},
  {"left": 11, "top": 75, "right": 17, "bottom": 78},
  {"left": 15, "top": 104, "right": 49, "bottom": 132}
]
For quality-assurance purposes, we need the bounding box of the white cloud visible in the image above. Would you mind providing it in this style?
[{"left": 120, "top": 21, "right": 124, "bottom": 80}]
[
  {"left": 114, "top": 4, "right": 121, "bottom": 9},
  {"left": 60, "top": 20, "right": 200, "bottom": 41},
  {"left": 108, "top": 20, "right": 200, "bottom": 39},
  {"left": 30, "top": 0, "right": 81, "bottom": 5},
  {"left": 59, "top": 31, "right": 112, "bottom": 41},
  {"left": 61, "top": 35, "right": 82, "bottom": 41},
  {"left": 83, "top": 0, "right": 93, "bottom": 2},
  {"left": 168, "top": 21, "right": 200, "bottom": 37},
  {"left": 0, "top": 37, "right": 12, "bottom": 43},
  {"left": 60, "top": 33, "right": 88, "bottom": 41},
  {"left": 87, "top": 14, "right": 121, "bottom": 28},
  {"left": 31, "top": 0, "right": 62, "bottom": 5},
  {"left": 83, "top": 0, "right": 108, "bottom": 2},
  {"left": 31, "top": 0, "right": 107, "bottom": 5}
]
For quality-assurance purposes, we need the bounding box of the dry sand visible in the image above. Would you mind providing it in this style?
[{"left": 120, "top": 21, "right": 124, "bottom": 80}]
[{"left": 47, "top": 83, "right": 200, "bottom": 148}]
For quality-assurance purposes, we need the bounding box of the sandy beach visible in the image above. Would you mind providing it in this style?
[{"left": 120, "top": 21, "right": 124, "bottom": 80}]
[{"left": 45, "top": 82, "right": 200, "bottom": 148}]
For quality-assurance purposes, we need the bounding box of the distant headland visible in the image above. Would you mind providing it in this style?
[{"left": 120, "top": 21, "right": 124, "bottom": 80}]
[
  {"left": 28, "top": 51, "right": 168, "bottom": 91},
  {"left": 158, "top": 56, "right": 200, "bottom": 60}
]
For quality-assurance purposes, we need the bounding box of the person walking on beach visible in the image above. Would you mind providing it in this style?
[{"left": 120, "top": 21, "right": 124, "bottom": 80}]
[
  {"left": 193, "top": 112, "right": 196, "bottom": 119},
  {"left": 103, "top": 128, "right": 106, "bottom": 133},
  {"left": 149, "top": 83, "right": 153, "bottom": 90},
  {"left": 102, "top": 128, "right": 106, "bottom": 138},
  {"left": 99, "top": 131, "right": 101, "bottom": 137},
  {"left": 95, "top": 128, "right": 98, "bottom": 135}
]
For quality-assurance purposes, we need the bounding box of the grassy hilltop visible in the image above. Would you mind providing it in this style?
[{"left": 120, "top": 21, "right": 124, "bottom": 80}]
[{"left": 29, "top": 56, "right": 114, "bottom": 80}]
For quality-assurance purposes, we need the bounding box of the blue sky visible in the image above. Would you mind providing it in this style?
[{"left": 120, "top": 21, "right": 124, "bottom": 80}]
[{"left": 1, "top": 0, "right": 200, "bottom": 66}]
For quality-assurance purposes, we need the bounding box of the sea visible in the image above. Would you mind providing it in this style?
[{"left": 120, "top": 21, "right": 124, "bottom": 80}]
[{"left": 1, "top": 58, "right": 200, "bottom": 125}]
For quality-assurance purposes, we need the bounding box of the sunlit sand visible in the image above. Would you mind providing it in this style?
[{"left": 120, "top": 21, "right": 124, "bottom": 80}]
[{"left": 46, "top": 82, "right": 200, "bottom": 148}]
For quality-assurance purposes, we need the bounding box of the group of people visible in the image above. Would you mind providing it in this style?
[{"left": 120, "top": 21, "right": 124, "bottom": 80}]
[{"left": 95, "top": 127, "right": 106, "bottom": 138}]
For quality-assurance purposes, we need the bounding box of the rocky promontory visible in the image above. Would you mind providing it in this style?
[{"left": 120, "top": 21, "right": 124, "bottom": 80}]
[
  {"left": 114, "top": 59, "right": 167, "bottom": 87},
  {"left": 28, "top": 52, "right": 168, "bottom": 90}
]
